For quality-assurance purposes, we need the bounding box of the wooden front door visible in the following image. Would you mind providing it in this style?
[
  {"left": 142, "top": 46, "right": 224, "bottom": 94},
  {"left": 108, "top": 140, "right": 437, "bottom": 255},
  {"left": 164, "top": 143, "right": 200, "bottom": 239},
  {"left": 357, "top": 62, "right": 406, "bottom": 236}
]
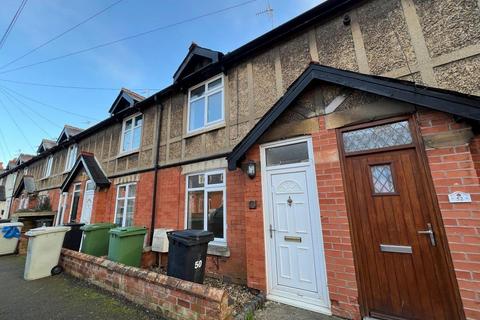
[{"left": 339, "top": 117, "right": 463, "bottom": 320}]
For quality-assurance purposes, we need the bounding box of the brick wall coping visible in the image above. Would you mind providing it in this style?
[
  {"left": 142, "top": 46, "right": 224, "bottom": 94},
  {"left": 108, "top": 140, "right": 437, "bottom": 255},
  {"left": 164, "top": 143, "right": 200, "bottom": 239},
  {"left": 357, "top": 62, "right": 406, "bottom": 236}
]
[{"left": 61, "top": 249, "right": 227, "bottom": 304}]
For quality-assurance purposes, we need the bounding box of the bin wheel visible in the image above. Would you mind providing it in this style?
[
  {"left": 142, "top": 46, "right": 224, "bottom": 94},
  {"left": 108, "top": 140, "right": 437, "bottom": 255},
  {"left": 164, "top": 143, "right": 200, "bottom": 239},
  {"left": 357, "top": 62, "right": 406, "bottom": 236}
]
[{"left": 51, "top": 265, "right": 63, "bottom": 276}]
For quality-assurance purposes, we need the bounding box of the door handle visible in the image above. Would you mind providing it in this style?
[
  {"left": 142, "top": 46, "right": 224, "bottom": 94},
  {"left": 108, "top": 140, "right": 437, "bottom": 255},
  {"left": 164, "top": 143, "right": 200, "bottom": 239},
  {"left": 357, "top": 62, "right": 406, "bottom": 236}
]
[
  {"left": 418, "top": 223, "right": 436, "bottom": 246},
  {"left": 269, "top": 224, "right": 276, "bottom": 238}
]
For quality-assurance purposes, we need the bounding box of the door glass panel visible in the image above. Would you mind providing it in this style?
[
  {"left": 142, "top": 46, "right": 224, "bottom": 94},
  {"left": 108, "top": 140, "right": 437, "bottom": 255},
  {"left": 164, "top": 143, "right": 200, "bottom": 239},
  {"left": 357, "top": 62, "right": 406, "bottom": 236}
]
[
  {"left": 86, "top": 181, "right": 95, "bottom": 191},
  {"left": 343, "top": 121, "right": 412, "bottom": 153},
  {"left": 266, "top": 142, "right": 309, "bottom": 166},
  {"left": 371, "top": 164, "right": 395, "bottom": 194}
]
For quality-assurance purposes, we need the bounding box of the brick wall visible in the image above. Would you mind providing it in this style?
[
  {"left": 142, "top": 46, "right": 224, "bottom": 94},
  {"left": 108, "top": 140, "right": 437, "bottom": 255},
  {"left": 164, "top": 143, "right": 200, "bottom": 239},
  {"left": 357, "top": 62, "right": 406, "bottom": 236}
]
[
  {"left": 417, "top": 111, "right": 480, "bottom": 319},
  {"left": 60, "top": 249, "right": 232, "bottom": 320},
  {"left": 241, "top": 117, "right": 360, "bottom": 319},
  {"left": 312, "top": 117, "right": 360, "bottom": 319},
  {"left": 242, "top": 147, "right": 266, "bottom": 291},
  {"left": 152, "top": 166, "right": 248, "bottom": 284}
]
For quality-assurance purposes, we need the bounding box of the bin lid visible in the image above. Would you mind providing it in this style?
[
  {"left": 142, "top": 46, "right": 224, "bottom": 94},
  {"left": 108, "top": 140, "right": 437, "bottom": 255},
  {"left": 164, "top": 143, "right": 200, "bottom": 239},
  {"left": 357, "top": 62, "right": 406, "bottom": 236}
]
[
  {"left": 80, "top": 223, "right": 117, "bottom": 231},
  {"left": 167, "top": 229, "right": 214, "bottom": 246},
  {"left": 0, "top": 222, "right": 23, "bottom": 228},
  {"left": 63, "top": 223, "right": 85, "bottom": 227},
  {"left": 109, "top": 226, "right": 147, "bottom": 237},
  {"left": 25, "top": 226, "right": 71, "bottom": 237}
]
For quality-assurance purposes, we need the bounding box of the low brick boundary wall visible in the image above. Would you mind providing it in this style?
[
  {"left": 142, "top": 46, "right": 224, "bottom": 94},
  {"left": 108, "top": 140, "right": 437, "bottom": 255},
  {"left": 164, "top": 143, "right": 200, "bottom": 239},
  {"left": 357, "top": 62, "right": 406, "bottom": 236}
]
[{"left": 60, "top": 249, "right": 232, "bottom": 320}]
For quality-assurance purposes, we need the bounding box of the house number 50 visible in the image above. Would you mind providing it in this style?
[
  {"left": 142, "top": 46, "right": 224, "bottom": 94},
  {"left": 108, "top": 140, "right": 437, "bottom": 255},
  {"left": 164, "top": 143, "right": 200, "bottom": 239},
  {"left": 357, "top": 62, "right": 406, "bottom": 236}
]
[{"left": 194, "top": 260, "right": 203, "bottom": 269}]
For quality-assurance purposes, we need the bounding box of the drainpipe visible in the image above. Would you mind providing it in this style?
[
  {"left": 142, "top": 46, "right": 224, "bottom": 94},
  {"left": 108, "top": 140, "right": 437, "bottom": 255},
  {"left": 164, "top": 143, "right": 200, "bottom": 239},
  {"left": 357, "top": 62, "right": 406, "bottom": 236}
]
[{"left": 150, "top": 98, "right": 163, "bottom": 246}]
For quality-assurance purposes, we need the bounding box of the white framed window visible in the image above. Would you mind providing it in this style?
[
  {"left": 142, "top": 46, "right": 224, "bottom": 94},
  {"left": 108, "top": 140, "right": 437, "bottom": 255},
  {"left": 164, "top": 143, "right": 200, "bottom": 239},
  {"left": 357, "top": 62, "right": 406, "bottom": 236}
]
[
  {"left": 65, "top": 144, "right": 78, "bottom": 171},
  {"left": 69, "top": 183, "right": 81, "bottom": 222},
  {"left": 187, "top": 75, "right": 224, "bottom": 133},
  {"left": 19, "top": 194, "right": 29, "bottom": 210},
  {"left": 114, "top": 183, "right": 136, "bottom": 227},
  {"left": 43, "top": 156, "right": 53, "bottom": 178},
  {"left": 120, "top": 114, "right": 143, "bottom": 154},
  {"left": 185, "top": 170, "right": 226, "bottom": 242}
]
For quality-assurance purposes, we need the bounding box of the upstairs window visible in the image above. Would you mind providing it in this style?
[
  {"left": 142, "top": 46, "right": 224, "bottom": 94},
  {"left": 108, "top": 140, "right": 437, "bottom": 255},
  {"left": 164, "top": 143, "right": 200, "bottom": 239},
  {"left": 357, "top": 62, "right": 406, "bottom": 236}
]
[
  {"left": 65, "top": 145, "right": 78, "bottom": 171},
  {"left": 43, "top": 156, "right": 53, "bottom": 178},
  {"left": 121, "top": 114, "right": 143, "bottom": 153},
  {"left": 188, "top": 76, "right": 224, "bottom": 133}
]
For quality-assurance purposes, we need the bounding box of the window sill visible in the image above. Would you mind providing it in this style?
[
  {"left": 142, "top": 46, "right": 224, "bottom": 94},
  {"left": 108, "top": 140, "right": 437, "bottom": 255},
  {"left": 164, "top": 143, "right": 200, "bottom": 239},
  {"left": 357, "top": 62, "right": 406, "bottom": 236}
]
[
  {"left": 185, "top": 122, "right": 226, "bottom": 138},
  {"left": 116, "top": 149, "right": 140, "bottom": 159},
  {"left": 207, "top": 243, "right": 230, "bottom": 257}
]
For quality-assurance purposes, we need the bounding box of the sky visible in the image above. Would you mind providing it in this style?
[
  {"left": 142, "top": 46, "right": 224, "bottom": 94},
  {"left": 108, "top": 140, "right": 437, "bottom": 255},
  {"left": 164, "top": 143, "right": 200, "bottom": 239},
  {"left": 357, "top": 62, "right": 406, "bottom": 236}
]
[{"left": 0, "top": 0, "right": 324, "bottom": 165}]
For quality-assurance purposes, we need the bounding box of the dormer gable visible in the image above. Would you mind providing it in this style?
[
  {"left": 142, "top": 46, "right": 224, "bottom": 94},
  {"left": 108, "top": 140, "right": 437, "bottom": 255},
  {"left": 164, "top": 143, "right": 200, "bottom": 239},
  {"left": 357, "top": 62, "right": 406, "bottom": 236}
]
[
  {"left": 37, "top": 139, "right": 57, "bottom": 154},
  {"left": 57, "top": 125, "right": 83, "bottom": 144},
  {"left": 173, "top": 43, "right": 223, "bottom": 83},
  {"left": 108, "top": 88, "right": 145, "bottom": 115},
  {"left": 15, "top": 154, "right": 34, "bottom": 166}
]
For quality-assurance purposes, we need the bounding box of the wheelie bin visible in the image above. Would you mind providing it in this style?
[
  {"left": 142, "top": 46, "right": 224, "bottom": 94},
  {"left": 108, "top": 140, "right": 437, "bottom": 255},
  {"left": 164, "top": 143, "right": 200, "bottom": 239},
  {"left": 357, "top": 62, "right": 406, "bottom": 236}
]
[
  {"left": 24, "top": 226, "right": 71, "bottom": 280},
  {"left": 62, "top": 223, "right": 85, "bottom": 251},
  {"left": 108, "top": 226, "right": 147, "bottom": 267},
  {"left": 80, "top": 223, "right": 116, "bottom": 257},
  {"left": 0, "top": 222, "right": 23, "bottom": 255},
  {"left": 167, "top": 230, "right": 214, "bottom": 284}
]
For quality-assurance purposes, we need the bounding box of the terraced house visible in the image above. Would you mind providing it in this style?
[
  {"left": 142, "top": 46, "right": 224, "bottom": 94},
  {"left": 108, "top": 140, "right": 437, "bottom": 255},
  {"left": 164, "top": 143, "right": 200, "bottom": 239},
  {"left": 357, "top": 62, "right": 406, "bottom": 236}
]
[{"left": 1, "top": 0, "right": 480, "bottom": 319}]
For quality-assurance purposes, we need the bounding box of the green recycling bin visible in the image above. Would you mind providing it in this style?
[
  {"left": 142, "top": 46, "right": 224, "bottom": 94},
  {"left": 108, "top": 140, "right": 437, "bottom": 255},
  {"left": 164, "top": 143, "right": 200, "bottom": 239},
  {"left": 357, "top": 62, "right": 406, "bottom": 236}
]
[
  {"left": 80, "top": 223, "right": 116, "bottom": 257},
  {"left": 108, "top": 226, "right": 147, "bottom": 267}
]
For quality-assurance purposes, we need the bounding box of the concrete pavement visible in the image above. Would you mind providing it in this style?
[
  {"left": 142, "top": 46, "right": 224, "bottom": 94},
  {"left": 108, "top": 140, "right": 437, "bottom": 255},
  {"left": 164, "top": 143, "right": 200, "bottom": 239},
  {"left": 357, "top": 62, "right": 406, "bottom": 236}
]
[{"left": 0, "top": 254, "right": 162, "bottom": 320}]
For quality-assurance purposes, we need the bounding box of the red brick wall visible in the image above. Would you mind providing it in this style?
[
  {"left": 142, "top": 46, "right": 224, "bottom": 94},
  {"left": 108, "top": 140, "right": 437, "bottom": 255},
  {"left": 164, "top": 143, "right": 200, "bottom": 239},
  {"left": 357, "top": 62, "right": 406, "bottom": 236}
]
[
  {"left": 241, "top": 117, "right": 360, "bottom": 319},
  {"left": 242, "top": 147, "right": 266, "bottom": 291},
  {"left": 60, "top": 249, "right": 232, "bottom": 320},
  {"left": 417, "top": 111, "right": 480, "bottom": 319},
  {"left": 312, "top": 117, "right": 359, "bottom": 319},
  {"left": 152, "top": 166, "right": 248, "bottom": 284}
]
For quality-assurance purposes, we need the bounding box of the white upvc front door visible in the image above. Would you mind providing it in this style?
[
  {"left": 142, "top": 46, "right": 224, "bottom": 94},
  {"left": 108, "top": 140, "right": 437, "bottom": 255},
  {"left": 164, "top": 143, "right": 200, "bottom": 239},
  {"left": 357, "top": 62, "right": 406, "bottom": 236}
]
[
  {"left": 261, "top": 137, "right": 330, "bottom": 314},
  {"left": 80, "top": 180, "right": 95, "bottom": 224}
]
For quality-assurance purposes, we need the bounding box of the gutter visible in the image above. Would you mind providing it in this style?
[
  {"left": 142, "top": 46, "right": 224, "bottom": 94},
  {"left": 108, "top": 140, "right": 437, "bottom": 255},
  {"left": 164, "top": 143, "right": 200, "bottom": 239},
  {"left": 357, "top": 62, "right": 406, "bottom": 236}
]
[{"left": 150, "top": 98, "right": 163, "bottom": 245}]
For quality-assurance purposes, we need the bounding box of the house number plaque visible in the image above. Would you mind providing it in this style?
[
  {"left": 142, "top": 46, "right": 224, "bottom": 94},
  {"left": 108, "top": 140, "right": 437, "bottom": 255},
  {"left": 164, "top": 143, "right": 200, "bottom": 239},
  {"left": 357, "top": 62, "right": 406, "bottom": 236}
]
[{"left": 448, "top": 191, "right": 472, "bottom": 203}]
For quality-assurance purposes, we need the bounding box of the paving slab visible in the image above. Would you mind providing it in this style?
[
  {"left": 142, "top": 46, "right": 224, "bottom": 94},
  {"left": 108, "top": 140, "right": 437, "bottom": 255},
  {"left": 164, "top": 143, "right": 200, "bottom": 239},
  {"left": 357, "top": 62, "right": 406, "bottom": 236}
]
[
  {"left": 253, "top": 301, "right": 343, "bottom": 320},
  {"left": 0, "top": 254, "right": 162, "bottom": 320}
]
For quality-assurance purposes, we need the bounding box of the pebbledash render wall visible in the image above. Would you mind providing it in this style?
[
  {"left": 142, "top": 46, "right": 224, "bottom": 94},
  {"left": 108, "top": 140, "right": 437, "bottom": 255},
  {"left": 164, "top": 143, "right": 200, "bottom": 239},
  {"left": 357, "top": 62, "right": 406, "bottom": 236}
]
[{"left": 1, "top": 0, "right": 480, "bottom": 318}]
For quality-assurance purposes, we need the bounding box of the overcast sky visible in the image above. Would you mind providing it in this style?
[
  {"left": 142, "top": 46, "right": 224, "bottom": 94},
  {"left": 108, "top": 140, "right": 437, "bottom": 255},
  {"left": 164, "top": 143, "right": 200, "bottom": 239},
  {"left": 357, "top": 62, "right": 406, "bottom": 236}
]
[{"left": 0, "top": 0, "right": 323, "bottom": 165}]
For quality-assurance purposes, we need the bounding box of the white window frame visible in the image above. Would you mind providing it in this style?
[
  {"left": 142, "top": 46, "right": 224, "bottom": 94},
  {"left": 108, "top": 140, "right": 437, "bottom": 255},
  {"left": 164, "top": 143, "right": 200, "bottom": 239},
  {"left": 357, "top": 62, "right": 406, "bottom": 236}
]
[
  {"left": 65, "top": 144, "right": 78, "bottom": 172},
  {"left": 185, "top": 169, "right": 227, "bottom": 243},
  {"left": 56, "top": 191, "right": 68, "bottom": 226},
  {"left": 68, "top": 183, "right": 81, "bottom": 222},
  {"left": 19, "top": 193, "right": 29, "bottom": 210},
  {"left": 114, "top": 182, "right": 136, "bottom": 227},
  {"left": 187, "top": 75, "right": 224, "bottom": 134},
  {"left": 43, "top": 155, "right": 53, "bottom": 178},
  {"left": 119, "top": 113, "right": 143, "bottom": 155}
]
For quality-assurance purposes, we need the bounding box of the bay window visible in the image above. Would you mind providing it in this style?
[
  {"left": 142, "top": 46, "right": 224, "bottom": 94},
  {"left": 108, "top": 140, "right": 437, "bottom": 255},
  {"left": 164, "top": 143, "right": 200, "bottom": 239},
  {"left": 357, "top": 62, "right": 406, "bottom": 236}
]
[
  {"left": 187, "top": 76, "right": 224, "bottom": 133},
  {"left": 114, "top": 183, "right": 136, "bottom": 227},
  {"left": 186, "top": 170, "right": 226, "bottom": 242},
  {"left": 120, "top": 114, "right": 143, "bottom": 153}
]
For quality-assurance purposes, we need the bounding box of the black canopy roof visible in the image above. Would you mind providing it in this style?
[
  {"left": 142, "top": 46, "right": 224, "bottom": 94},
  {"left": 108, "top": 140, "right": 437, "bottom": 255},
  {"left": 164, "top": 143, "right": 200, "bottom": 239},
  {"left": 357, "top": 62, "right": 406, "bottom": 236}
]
[
  {"left": 60, "top": 153, "right": 110, "bottom": 192},
  {"left": 13, "top": 175, "right": 36, "bottom": 198}
]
